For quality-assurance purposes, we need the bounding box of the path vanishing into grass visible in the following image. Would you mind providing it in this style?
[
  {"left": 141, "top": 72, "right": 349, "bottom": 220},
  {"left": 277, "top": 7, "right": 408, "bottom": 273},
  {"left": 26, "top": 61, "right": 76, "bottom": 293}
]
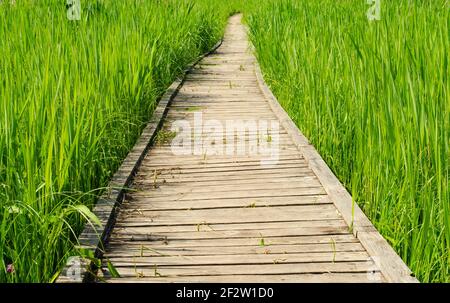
[{"left": 65, "top": 15, "right": 417, "bottom": 283}]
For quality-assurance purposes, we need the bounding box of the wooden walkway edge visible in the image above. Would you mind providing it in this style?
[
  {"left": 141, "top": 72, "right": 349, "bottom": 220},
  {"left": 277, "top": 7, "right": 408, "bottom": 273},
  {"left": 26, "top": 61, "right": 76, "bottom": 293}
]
[{"left": 57, "top": 14, "right": 417, "bottom": 283}]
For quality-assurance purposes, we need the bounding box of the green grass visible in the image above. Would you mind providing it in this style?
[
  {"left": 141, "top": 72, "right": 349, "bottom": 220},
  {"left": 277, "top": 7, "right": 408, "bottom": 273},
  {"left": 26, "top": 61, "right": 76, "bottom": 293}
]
[
  {"left": 1, "top": 0, "right": 448, "bottom": 283},
  {"left": 0, "top": 0, "right": 238, "bottom": 282},
  {"left": 247, "top": 0, "right": 449, "bottom": 282}
]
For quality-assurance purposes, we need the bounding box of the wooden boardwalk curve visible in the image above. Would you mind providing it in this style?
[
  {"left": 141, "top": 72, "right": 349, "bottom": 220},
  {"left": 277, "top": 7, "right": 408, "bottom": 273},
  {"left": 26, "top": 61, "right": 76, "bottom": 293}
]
[{"left": 61, "top": 15, "right": 417, "bottom": 283}]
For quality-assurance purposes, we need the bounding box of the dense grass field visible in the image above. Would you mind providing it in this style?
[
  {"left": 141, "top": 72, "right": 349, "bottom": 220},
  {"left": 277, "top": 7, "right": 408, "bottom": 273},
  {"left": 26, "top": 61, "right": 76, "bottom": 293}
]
[
  {"left": 247, "top": 0, "right": 449, "bottom": 282},
  {"left": 1, "top": 0, "right": 448, "bottom": 283},
  {"left": 0, "top": 0, "right": 237, "bottom": 282}
]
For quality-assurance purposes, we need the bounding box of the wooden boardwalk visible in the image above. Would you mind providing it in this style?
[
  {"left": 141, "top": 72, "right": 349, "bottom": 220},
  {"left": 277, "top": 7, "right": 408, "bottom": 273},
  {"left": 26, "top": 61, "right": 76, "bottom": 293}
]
[{"left": 64, "top": 15, "right": 416, "bottom": 283}]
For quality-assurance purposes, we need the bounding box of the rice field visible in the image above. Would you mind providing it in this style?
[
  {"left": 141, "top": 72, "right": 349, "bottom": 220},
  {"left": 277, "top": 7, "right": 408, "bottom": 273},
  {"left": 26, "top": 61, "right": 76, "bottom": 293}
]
[
  {"left": 247, "top": 0, "right": 449, "bottom": 282},
  {"left": 1, "top": 0, "right": 448, "bottom": 283},
  {"left": 0, "top": 0, "right": 238, "bottom": 282}
]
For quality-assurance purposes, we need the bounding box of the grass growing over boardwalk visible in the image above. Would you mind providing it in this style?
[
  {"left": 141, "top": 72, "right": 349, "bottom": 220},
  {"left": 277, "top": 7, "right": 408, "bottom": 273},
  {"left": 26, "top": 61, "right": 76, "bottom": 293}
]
[
  {"left": 247, "top": 0, "right": 449, "bottom": 282},
  {"left": 0, "top": 0, "right": 237, "bottom": 282}
]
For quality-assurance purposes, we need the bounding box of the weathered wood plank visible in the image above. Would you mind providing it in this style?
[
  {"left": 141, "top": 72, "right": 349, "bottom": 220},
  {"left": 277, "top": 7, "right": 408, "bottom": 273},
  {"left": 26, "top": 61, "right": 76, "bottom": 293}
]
[
  {"left": 107, "top": 234, "right": 359, "bottom": 248},
  {"left": 105, "top": 242, "right": 365, "bottom": 257},
  {"left": 119, "top": 195, "right": 331, "bottom": 211},
  {"left": 56, "top": 37, "right": 226, "bottom": 284},
  {"left": 134, "top": 176, "right": 319, "bottom": 188},
  {"left": 105, "top": 261, "right": 378, "bottom": 277},
  {"left": 133, "top": 172, "right": 317, "bottom": 184},
  {"left": 103, "top": 272, "right": 384, "bottom": 283},
  {"left": 106, "top": 252, "right": 371, "bottom": 267},
  {"left": 108, "top": 226, "right": 350, "bottom": 242},
  {"left": 134, "top": 165, "right": 312, "bottom": 176},
  {"left": 138, "top": 159, "right": 307, "bottom": 170}
]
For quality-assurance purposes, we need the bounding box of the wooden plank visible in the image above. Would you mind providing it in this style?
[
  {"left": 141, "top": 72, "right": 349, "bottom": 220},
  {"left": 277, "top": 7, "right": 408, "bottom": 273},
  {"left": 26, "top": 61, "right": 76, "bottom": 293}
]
[
  {"left": 57, "top": 38, "right": 226, "bottom": 283},
  {"left": 177, "top": 90, "right": 263, "bottom": 95},
  {"left": 169, "top": 109, "right": 274, "bottom": 114},
  {"left": 134, "top": 164, "right": 312, "bottom": 176},
  {"left": 144, "top": 148, "right": 297, "bottom": 157},
  {"left": 141, "top": 153, "right": 300, "bottom": 162},
  {"left": 134, "top": 173, "right": 316, "bottom": 184},
  {"left": 128, "top": 187, "right": 327, "bottom": 202},
  {"left": 145, "top": 149, "right": 302, "bottom": 157},
  {"left": 104, "top": 261, "right": 377, "bottom": 277},
  {"left": 131, "top": 180, "right": 323, "bottom": 196},
  {"left": 152, "top": 141, "right": 295, "bottom": 148},
  {"left": 136, "top": 162, "right": 302, "bottom": 171},
  {"left": 107, "top": 234, "right": 360, "bottom": 247},
  {"left": 170, "top": 106, "right": 273, "bottom": 111},
  {"left": 105, "top": 242, "right": 365, "bottom": 257},
  {"left": 184, "top": 76, "right": 258, "bottom": 81},
  {"left": 133, "top": 172, "right": 317, "bottom": 184},
  {"left": 103, "top": 272, "right": 384, "bottom": 283},
  {"left": 118, "top": 203, "right": 336, "bottom": 215},
  {"left": 165, "top": 113, "right": 277, "bottom": 120},
  {"left": 112, "top": 215, "right": 343, "bottom": 230},
  {"left": 357, "top": 231, "right": 418, "bottom": 283},
  {"left": 119, "top": 195, "right": 331, "bottom": 211},
  {"left": 105, "top": 252, "right": 371, "bottom": 267},
  {"left": 133, "top": 164, "right": 313, "bottom": 178},
  {"left": 253, "top": 30, "right": 417, "bottom": 282},
  {"left": 108, "top": 226, "right": 350, "bottom": 242},
  {"left": 138, "top": 159, "right": 307, "bottom": 170},
  {"left": 181, "top": 83, "right": 260, "bottom": 88},
  {"left": 94, "top": 14, "right": 416, "bottom": 283},
  {"left": 113, "top": 219, "right": 346, "bottom": 231},
  {"left": 171, "top": 99, "right": 266, "bottom": 104}
]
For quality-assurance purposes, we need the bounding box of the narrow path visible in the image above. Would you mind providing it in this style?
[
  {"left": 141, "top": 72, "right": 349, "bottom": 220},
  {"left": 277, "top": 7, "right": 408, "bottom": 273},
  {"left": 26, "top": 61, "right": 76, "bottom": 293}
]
[{"left": 99, "top": 15, "right": 414, "bottom": 283}]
